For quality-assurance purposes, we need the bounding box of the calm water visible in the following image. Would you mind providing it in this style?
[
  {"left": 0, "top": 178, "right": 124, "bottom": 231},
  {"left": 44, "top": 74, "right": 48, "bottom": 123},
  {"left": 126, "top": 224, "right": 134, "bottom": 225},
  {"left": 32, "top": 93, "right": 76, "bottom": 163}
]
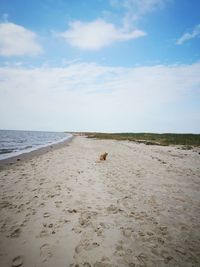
[{"left": 0, "top": 130, "right": 72, "bottom": 160}]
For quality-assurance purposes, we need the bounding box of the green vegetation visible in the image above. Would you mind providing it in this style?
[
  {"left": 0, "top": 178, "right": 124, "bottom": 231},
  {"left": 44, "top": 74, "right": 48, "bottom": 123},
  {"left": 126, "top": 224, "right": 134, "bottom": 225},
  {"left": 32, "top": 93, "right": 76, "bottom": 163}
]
[{"left": 85, "top": 132, "right": 200, "bottom": 146}]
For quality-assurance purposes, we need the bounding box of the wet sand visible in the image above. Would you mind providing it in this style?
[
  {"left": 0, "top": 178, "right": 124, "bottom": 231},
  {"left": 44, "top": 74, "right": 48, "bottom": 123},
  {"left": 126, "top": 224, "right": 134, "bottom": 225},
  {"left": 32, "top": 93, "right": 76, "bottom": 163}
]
[{"left": 0, "top": 136, "right": 200, "bottom": 267}]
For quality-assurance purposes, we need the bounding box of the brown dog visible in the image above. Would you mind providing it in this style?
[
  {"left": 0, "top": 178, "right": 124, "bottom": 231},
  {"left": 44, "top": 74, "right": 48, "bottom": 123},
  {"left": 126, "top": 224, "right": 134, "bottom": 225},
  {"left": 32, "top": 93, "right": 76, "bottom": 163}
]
[{"left": 100, "top": 152, "right": 108, "bottom": 161}]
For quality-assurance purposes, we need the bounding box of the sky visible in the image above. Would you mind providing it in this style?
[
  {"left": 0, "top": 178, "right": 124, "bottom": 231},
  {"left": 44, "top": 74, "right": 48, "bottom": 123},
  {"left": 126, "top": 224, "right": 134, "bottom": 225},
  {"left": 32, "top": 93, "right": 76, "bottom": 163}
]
[{"left": 0, "top": 0, "right": 200, "bottom": 133}]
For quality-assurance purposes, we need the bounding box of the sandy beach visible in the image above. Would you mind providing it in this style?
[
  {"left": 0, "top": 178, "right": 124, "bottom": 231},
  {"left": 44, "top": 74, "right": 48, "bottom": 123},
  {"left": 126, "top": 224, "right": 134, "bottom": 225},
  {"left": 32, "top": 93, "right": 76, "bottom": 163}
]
[{"left": 0, "top": 135, "right": 200, "bottom": 267}]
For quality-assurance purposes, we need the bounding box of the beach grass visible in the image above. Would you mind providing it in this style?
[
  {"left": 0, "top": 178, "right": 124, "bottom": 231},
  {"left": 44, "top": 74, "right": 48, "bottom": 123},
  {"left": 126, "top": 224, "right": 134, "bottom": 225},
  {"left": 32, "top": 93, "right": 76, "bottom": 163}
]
[{"left": 85, "top": 132, "right": 200, "bottom": 146}]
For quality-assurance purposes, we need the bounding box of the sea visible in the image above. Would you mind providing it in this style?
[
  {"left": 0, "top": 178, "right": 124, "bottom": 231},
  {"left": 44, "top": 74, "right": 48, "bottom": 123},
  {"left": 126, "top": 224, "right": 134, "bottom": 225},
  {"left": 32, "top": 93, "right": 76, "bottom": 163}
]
[{"left": 0, "top": 130, "right": 72, "bottom": 160}]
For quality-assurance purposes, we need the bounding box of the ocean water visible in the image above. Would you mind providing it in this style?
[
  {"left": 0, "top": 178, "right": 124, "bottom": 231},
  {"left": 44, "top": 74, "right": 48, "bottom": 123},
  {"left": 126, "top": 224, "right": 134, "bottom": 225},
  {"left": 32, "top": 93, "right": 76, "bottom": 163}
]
[{"left": 0, "top": 130, "right": 72, "bottom": 160}]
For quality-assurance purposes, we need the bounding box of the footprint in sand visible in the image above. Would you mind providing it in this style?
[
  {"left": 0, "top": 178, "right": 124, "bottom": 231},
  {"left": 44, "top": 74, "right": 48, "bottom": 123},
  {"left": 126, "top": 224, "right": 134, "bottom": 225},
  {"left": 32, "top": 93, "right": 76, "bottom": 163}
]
[
  {"left": 12, "top": 255, "right": 23, "bottom": 266},
  {"left": 40, "top": 243, "right": 52, "bottom": 262},
  {"left": 55, "top": 201, "right": 62, "bottom": 208},
  {"left": 20, "top": 218, "right": 29, "bottom": 227},
  {"left": 122, "top": 227, "right": 134, "bottom": 238},
  {"left": 78, "top": 211, "right": 98, "bottom": 227},
  {"left": 72, "top": 226, "right": 82, "bottom": 234},
  {"left": 79, "top": 214, "right": 91, "bottom": 227},
  {"left": 106, "top": 204, "right": 120, "bottom": 214},
  {"left": 115, "top": 241, "right": 126, "bottom": 257},
  {"left": 136, "top": 252, "right": 148, "bottom": 265},
  {"left": 43, "top": 212, "right": 51, "bottom": 218},
  {"left": 160, "top": 250, "right": 174, "bottom": 264},
  {"left": 39, "top": 229, "right": 48, "bottom": 237},
  {"left": 75, "top": 240, "right": 100, "bottom": 254},
  {"left": 93, "top": 222, "right": 107, "bottom": 236},
  {"left": 93, "top": 261, "right": 113, "bottom": 267},
  {"left": 68, "top": 209, "right": 77, "bottom": 213},
  {"left": 39, "top": 202, "right": 45, "bottom": 207},
  {"left": 175, "top": 247, "right": 186, "bottom": 256},
  {"left": 158, "top": 225, "right": 168, "bottom": 236},
  {"left": 55, "top": 185, "right": 61, "bottom": 190},
  {"left": 9, "top": 228, "right": 21, "bottom": 238}
]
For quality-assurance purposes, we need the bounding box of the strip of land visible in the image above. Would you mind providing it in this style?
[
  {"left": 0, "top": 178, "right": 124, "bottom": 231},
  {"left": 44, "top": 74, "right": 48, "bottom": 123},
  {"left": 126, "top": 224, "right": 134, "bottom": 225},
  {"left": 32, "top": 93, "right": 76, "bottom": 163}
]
[
  {"left": 0, "top": 135, "right": 200, "bottom": 266},
  {"left": 85, "top": 132, "right": 200, "bottom": 146}
]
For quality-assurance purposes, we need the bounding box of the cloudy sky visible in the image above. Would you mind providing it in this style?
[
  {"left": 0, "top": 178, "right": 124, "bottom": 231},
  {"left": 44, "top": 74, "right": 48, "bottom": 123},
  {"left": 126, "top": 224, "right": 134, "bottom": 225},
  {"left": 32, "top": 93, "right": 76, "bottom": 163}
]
[{"left": 0, "top": 0, "right": 200, "bottom": 133}]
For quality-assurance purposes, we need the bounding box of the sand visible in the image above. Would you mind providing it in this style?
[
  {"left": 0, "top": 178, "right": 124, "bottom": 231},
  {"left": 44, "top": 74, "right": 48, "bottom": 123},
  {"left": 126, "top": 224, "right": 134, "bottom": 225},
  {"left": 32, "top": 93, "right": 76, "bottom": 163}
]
[{"left": 0, "top": 135, "right": 200, "bottom": 267}]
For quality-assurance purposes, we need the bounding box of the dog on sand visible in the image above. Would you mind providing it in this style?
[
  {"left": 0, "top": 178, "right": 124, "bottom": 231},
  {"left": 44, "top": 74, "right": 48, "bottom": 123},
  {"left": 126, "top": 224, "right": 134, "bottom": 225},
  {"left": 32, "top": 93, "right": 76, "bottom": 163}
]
[{"left": 100, "top": 152, "right": 108, "bottom": 161}]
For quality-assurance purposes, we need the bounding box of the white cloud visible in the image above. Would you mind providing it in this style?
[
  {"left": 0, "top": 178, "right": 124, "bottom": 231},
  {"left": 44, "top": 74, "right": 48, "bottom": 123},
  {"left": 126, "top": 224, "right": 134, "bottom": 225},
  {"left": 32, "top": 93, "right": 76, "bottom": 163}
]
[
  {"left": 0, "top": 62, "right": 200, "bottom": 132},
  {"left": 114, "top": 0, "right": 166, "bottom": 14},
  {"left": 58, "top": 19, "right": 146, "bottom": 50},
  {"left": 0, "top": 22, "right": 43, "bottom": 56},
  {"left": 110, "top": 0, "right": 167, "bottom": 29},
  {"left": 57, "top": 0, "right": 169, "bottom": 50},
  {"left": 176, "top": 24, "right": 200, "bottom": 45}
]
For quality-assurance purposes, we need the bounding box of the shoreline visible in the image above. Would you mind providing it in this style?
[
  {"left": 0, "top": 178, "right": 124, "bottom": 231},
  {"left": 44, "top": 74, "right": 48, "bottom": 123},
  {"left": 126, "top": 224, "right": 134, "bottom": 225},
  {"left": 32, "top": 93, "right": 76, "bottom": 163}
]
[{"left": 0, "top": 135, "right": 74, "bottom": 170}]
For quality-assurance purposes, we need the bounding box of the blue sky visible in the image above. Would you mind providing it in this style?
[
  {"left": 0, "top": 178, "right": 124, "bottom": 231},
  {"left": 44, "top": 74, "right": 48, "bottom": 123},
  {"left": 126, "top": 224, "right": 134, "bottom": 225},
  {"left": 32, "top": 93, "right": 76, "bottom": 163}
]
[{"left": 0, "top": 0, "right": 200, "bottom": 132}]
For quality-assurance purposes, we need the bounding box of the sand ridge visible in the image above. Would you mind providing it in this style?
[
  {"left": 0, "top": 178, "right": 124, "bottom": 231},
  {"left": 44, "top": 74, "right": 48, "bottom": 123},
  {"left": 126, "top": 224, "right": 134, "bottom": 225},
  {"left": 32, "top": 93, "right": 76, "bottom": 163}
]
[{"left": 0, "top": 136, "right": 200, "bottom": 266}]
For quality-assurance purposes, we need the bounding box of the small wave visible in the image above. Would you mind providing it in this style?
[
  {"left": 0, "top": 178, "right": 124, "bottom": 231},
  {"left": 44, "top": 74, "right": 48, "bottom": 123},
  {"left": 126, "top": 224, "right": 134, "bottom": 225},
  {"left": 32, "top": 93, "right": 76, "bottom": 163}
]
[
  {"left": 0, "top": 148, "right": 14, "bottom": 154},
  {"left": 23, "top": 146, "right": 33, "bottom": 150},
  {"left": 0, "top": 132, "right": 72, "bottom": 160}
]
